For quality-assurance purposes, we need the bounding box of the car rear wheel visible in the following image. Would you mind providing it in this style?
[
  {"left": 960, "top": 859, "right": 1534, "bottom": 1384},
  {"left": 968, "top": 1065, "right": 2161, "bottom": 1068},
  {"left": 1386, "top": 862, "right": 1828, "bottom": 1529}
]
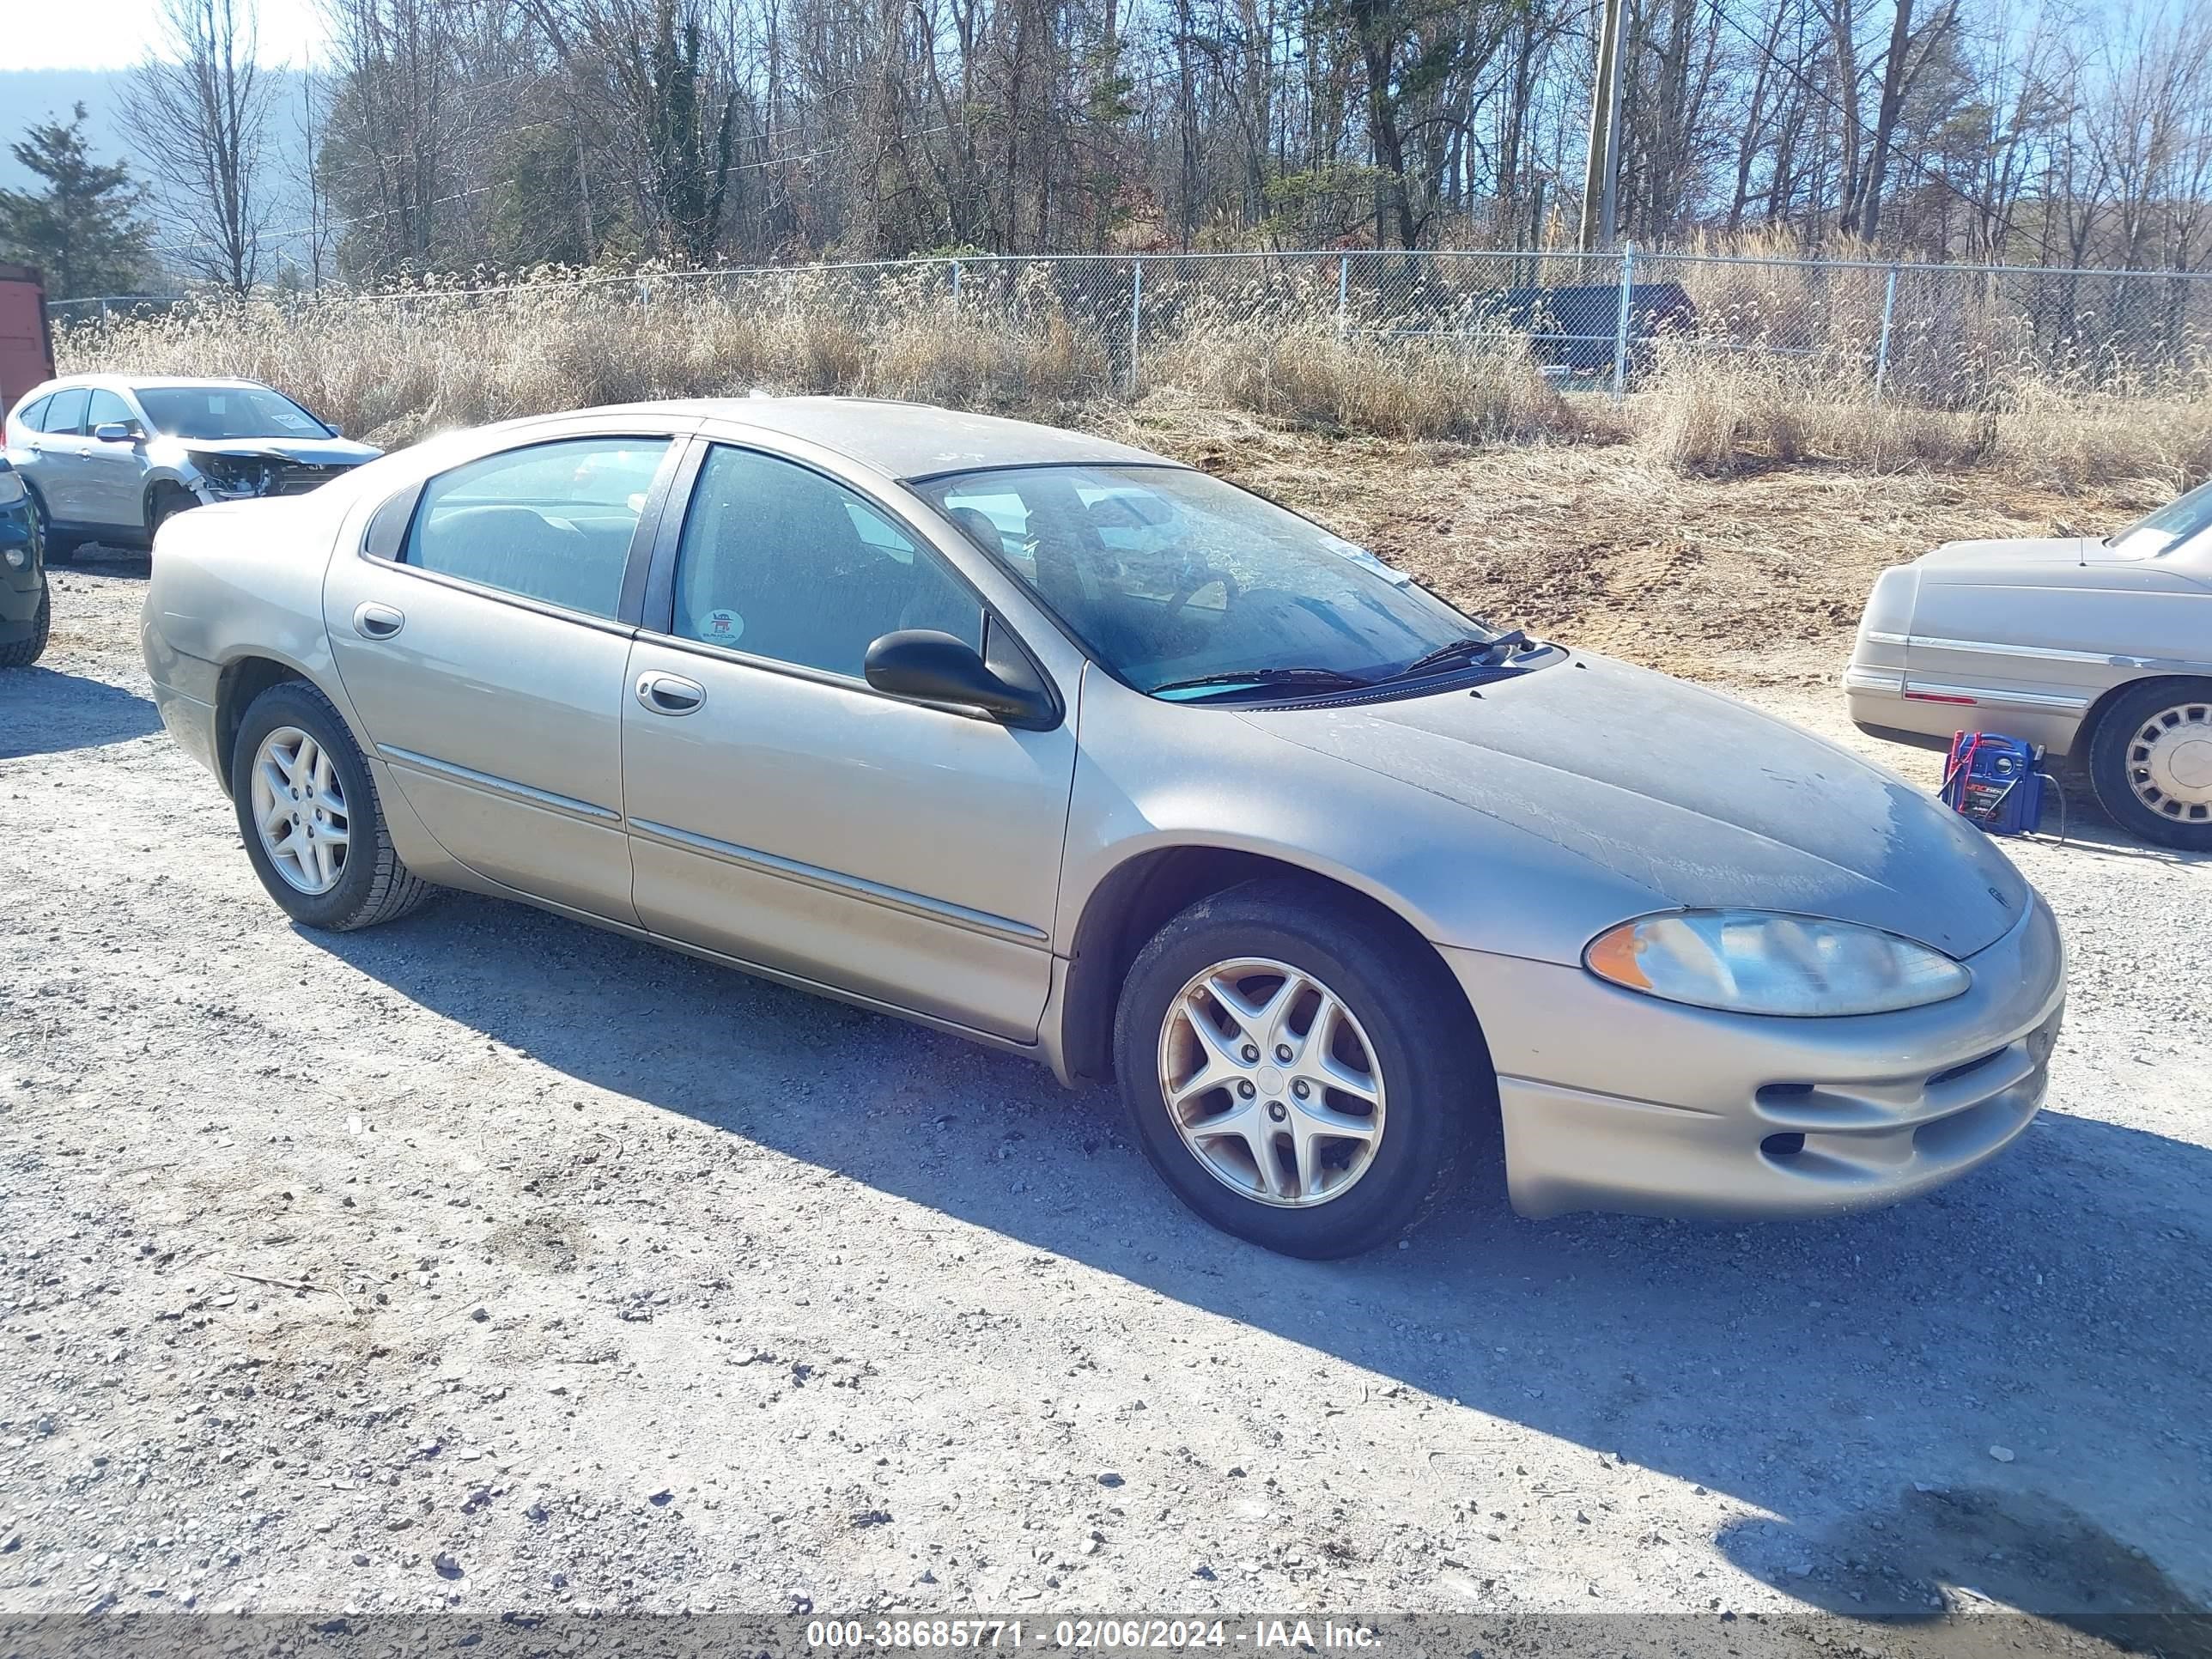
[
  {"left": 1113, "top": 878, "right": 1484, "bottom": 1258},
  {"left": 0, "top": 586, "right": 49, "bottom": 669},
  {"left": 2088, "top": 678, "right": 2212, "bottom": 851},
  {"left": 231, "top": 679, "right": 433, "bottom": 929}
]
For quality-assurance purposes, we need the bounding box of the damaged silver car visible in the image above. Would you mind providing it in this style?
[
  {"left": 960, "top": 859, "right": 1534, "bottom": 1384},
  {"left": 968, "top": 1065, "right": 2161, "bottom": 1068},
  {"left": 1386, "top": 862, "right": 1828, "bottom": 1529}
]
[{"left": 4, "top": 374, "right": 379, "bottom": 561}]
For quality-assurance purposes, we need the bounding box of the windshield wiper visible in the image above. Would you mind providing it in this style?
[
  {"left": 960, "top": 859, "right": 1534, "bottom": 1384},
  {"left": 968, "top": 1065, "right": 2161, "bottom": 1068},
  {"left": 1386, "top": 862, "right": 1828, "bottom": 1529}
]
[
  {"left": 1148, "top": 666, "right": 1377, "bottom": 699},
  {"left": 1389, "top": 629, "right": 1534, "bottom": 681}
]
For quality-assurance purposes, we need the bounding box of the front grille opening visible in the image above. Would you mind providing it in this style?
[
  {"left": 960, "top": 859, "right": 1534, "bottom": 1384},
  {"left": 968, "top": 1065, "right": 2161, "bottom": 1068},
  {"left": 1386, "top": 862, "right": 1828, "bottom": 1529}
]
[
  {"left": 1761, "top": 1132, "right": 1806, "bottom": 1158},
  {"left": 1929, "top": 1047, "right": 2008, "bottom": 1088},
  {"left": 1759, "top": 1083, "right": 1815, "bottom": 1104}
]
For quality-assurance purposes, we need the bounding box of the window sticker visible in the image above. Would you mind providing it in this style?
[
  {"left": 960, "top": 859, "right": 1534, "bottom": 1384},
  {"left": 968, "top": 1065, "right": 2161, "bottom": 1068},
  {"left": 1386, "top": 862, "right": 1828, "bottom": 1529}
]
[
  {"left": 1334, "top": 542, "right": 1413, "bottom": 587},
  {"left": 700, "top": 607, "right": 745, "bottom": 646}
]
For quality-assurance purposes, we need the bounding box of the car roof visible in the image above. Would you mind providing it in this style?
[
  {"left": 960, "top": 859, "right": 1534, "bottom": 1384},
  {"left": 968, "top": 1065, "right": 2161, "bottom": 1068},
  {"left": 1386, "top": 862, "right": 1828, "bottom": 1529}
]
[
  {"left": 584, "top": 396, "right": 1181, "bottom": 483},
  {"left": 33, "top": 374, "right": 274, "bottom": 392}
]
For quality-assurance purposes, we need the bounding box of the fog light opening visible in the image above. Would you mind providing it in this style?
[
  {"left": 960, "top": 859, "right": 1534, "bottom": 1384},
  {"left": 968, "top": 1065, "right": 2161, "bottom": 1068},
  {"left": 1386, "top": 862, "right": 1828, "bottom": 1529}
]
[{"left": 1761, "top": 1132, "right": 1806, "bottom": 1158}]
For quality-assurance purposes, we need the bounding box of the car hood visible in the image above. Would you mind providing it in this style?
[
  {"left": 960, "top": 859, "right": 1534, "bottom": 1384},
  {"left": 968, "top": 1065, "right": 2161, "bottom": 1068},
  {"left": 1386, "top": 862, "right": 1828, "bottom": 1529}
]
[
  {"left": 1241, "top": 653, "right": 2030, "bottom": 958},
  {"left": 170, "top": 435, "right": 381, "bottom": 465},
  {"left": 1917, "top": 535, "right": 2097, "bottom": 569}
]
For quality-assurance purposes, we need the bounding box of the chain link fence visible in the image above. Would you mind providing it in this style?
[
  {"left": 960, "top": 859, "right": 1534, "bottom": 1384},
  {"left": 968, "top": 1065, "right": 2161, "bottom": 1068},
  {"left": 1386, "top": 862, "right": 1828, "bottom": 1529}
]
[{"left": 47, "top": 247, "right": 2212, "bottom": 407}]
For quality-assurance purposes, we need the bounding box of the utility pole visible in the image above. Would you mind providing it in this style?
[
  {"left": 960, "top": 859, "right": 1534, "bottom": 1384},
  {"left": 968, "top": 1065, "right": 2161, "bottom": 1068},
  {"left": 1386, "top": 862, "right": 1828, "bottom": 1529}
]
[{"left": 1578, "top": 0, "right": 1626, "bottom": 252}]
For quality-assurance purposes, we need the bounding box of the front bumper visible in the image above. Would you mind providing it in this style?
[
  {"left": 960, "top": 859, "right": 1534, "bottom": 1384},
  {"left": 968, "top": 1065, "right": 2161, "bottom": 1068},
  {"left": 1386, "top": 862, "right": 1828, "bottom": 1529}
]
[
  {"left": 1443, "top": 891, "right": 2065, "bottom": 1220},
  {"left": 0, "top": 506, "right": 40, "bottom": 628}
]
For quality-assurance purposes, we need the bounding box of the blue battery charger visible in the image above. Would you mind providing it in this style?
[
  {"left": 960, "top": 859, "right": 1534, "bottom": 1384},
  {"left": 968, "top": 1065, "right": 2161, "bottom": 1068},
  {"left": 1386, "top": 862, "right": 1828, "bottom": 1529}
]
[{"left": 1940, "top": 732, "right": 2045, "bottom": 836}]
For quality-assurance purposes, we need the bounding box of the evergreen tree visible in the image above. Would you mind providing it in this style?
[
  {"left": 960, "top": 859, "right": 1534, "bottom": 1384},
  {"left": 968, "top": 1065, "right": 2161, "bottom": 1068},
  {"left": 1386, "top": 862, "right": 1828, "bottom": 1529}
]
[{"left": 0, "top": 104, "right": 155, "bottom": 299}]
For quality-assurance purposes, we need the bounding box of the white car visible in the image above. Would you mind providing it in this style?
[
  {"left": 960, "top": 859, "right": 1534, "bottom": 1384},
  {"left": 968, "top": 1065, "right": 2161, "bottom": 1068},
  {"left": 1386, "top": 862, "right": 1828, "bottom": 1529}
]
[{"left": 1845, "top": 483, "right": 2212, "bottom": 848}]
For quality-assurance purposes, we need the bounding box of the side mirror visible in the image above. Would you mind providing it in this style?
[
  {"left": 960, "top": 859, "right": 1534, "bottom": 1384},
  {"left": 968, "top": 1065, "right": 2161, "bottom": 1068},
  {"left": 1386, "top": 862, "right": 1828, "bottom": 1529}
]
[
  {"left": 864, "top": 629, "right": 1054, "bottom": 728},
  {"left": 92, "top": 422, "right": 140, "bottom": 444}
]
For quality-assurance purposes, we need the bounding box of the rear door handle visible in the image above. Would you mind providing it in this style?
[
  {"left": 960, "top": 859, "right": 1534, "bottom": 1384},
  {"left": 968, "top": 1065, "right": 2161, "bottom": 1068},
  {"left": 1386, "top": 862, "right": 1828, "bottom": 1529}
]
[
  {"left": 636, "top": 672, "right": 705, "bottom": 715},
  {"left": 352, "top": 601, "right": 404, "bottom": 640}
]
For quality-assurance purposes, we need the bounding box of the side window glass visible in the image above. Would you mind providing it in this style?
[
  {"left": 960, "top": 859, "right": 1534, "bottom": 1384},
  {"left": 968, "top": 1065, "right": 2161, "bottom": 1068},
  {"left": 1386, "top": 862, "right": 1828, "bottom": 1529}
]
[
  {"left": 17, "top": 397, "right": 51, "bottom": 433},
  {"left": 45, "top": 388, "right": 89, "bottom": 437},
  {"left": 402, "top": 436, "right": 670, "bottom": 619},
  {"left": 85, "top": 390, "right": 135, "bottom": 434},
  {"left": 672, "top": 446, "right": 982, "bottom": 677}
]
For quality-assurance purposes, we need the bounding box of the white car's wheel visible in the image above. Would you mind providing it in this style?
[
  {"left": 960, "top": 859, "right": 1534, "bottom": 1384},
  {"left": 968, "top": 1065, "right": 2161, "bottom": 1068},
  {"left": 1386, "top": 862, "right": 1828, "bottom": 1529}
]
[{"left": 2089, "top": 679, "right": 2212, "bottom": 851}]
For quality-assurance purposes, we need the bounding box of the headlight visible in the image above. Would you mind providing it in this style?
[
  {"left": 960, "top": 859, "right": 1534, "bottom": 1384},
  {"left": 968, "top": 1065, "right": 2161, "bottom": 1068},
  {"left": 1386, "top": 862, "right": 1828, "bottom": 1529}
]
[
  {"left": 0, "top": 470, "right": 24, "bottom": 506},
  {"left": 1583, "top": 910, "right": 1970, "bottom": 1017}
]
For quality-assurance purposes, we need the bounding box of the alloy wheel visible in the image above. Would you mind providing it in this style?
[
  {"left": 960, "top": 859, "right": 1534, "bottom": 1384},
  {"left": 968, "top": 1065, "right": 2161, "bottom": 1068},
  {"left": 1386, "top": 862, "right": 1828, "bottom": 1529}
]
[
  {"left": 1156, "top": 957, "right": 1386, "bottom": 1207},
  {"left": 250, "top": 725, "right": 350, "bottom": 894}
]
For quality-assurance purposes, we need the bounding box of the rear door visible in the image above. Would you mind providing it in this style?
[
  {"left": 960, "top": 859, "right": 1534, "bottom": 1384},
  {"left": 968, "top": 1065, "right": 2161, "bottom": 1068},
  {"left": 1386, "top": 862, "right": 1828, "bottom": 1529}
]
[
  {"left": 324, "top": 423, "right": 689, "bottom": 924},
  {"left": 24, "top": 386, "right": 89, "bottom": 520}
]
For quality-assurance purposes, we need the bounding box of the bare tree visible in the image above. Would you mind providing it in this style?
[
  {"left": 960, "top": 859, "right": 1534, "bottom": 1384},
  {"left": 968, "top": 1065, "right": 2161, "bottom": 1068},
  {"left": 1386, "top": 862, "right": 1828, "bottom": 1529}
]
[
  {"left": 293, "top": 61, "right": 333, "bottom": 287},
  {"left": 127, "top": 0, "right": 276, "bottom": 291}
]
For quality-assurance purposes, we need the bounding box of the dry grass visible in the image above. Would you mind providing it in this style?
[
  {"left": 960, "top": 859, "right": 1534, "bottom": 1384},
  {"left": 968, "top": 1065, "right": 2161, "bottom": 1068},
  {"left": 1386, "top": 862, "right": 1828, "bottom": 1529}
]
[
  {"left": 48, "top": 271, "right": 2190, "bottom": 688},
  {"left": 1141, "top": 316, "right": 1570, "bottom": 442},
  {"left": 58, "top": 268, "right": 2209, "bottom": 492},
  {"left": 60, "top": 271, "right": 1114, "bottom": 447},
  {"left": 1627, "top": 343, "right": 2212, "bottom": 489}
]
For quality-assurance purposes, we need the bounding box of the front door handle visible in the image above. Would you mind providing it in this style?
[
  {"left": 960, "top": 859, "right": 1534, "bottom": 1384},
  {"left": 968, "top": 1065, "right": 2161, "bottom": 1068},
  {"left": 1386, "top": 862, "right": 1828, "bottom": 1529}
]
[
  {"left": 352, "top": 601, "right": 405, "bottom": 640},
  {"left": 636, "top": 672, "right": 706, "bottom": 715}
]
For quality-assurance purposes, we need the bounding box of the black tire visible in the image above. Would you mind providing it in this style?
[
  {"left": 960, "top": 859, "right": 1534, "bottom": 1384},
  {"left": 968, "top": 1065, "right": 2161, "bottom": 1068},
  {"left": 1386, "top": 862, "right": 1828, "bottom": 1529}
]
[
  {"left": 0, "top": 586, "right": 49, "bottom": 668},
  {"left": 230, "top": 678, "right": 434, "bottom": 930},
  {"left": 1112, "top": 877, "right": 1488, "bottom": 1258},
  {"left": 147, "top": 483, "right": 197, "bottom": 543},
  {"left": 2087, "top": 678, "right": 2212, "bottom": 852},
  {"left": 25, "top": 486, "right": 76, "bottom": 564}
]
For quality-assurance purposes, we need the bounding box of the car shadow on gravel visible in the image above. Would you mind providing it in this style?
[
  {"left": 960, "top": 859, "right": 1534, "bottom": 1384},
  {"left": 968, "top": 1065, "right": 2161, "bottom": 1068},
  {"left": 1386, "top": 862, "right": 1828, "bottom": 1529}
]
[
  {"left": 0, "top": 668, "right": 162, "bottom": 757},
  {"left": 2028, "top": 811, "right": 2212, "bottom": 866},
  {"left": 1717, "top": 1486, "right": 2212, "bottom": 1650},
  {"left": 57, "top": 544, "right": 153, "bottom": 574},
  {"left": 306, "top": 894, "right": 2212, "bottom": 1622}
]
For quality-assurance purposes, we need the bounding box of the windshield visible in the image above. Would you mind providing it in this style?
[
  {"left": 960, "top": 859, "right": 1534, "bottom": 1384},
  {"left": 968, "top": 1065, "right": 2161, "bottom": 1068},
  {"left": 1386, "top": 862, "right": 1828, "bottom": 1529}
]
[
  {"left": 137, "top": 385, "right": 333, "bottom": 442},
  {"left": 2109, "top": 479, "right": 2212, "bottom": 560},
  {"left": 916, "top": 465, "right": 1495, "bottom": 698}
]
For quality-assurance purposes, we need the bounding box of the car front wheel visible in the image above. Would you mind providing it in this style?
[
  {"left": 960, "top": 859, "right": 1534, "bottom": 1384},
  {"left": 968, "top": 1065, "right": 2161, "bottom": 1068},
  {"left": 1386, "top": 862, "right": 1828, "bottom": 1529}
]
[
  {"left": 1113, "top": 878, "right": 1485, "bottom": 1258},
  {"left": 2088, "top": 678, "right": 2212, "bottom": 851},
  {"left": 148, "top": 483, "right": 197, "bottom": 542},
  {"left": 0, "top": 586, "right": 49, "bottom": 668},
  {"left": 231, "top": 678, "right": 433, "bottom": 929}
]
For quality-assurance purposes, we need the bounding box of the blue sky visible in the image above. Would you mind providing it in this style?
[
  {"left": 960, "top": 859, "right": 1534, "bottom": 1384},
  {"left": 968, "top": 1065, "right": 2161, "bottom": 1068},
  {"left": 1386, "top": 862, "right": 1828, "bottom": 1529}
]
[{"left": 9, "top": 0, "right": 330, "bottom": 70}]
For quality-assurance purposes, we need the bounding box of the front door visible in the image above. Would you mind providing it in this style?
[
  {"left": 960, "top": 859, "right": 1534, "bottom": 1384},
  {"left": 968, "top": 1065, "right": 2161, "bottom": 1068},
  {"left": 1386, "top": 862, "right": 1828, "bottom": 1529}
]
[
  {"left": 621, "top": 441, "right": 1077, "bottom": 1040},
  {"left": 324, "top": 432, "right": 678, "bottom": 924},
  {"left": 80, "top": 388, "right": 148, "bottom": 531}
]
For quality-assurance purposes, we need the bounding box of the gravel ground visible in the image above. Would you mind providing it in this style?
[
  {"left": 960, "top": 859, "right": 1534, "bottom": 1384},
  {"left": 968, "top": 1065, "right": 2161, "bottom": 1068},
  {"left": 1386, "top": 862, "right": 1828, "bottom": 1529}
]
[{"left": 3, "top": 552, "right": 2208, "bottom": 1645}]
